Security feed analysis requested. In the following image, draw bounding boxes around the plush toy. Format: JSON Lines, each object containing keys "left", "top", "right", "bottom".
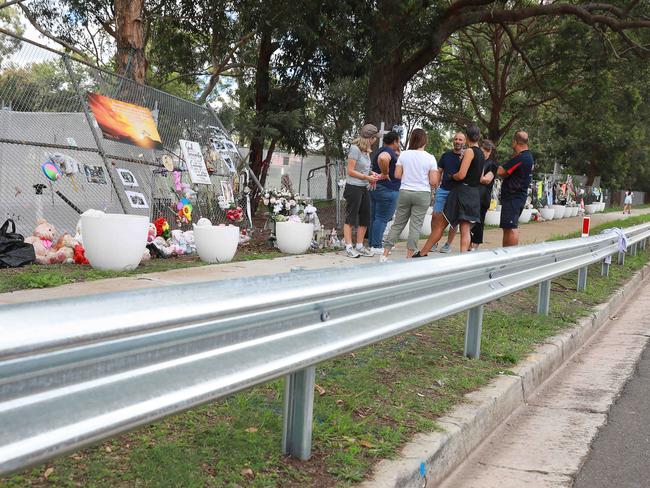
{"left": 239, "top": 228, "right": 251, "bottom": 246}
{"left": 24, "top": 218, "right": 67, "bottom": 264}
{"left": 73, "top": 244, "right": 89, "bottom": 265}
{"left": 183, "top": 230, "right": 196, "bottom": 253}
{"left": 151, "top": 236, "right": 174, "bottom": 257}
{"left": 147, "top": 223, "right": 157, "bottom": 244}
{"left": 53, "top": 233, "right": 78, "bottom": 264}
{"left": 170, "top": 229, "right": 191, "bottom": 255}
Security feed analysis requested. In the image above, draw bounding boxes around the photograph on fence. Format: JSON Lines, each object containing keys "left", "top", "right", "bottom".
{"left": 87, "top": 93, "right": 163, "bottom": 150}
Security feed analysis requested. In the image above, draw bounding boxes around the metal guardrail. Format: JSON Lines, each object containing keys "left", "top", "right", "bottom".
{"left": 1, "top": 224, "right": 650, "bottom": 475}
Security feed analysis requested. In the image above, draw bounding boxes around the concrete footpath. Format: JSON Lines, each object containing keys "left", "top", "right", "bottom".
{"left": 0, "top": 209, "right": 647, "bottom": 306}
{"left": 439, "top": 267, "right": 650, "bottom": 487}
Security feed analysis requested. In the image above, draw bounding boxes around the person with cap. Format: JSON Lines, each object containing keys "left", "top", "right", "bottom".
{"left": 497, "top": 130, "right": 534, "bottom": 247}
{"left": 343, "top": 123, "right": 380, "bottom": 258}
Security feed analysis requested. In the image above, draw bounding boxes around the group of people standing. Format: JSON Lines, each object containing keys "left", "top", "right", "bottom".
{"left": 342, "top": 123, "right": 534, "bottom": 260}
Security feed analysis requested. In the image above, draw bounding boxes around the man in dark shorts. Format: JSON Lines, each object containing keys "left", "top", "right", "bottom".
{"left": 497, "top": 130, "right": 534, "bottom": 247}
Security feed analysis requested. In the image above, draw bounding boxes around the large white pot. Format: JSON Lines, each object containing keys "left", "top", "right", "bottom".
{"left": 276, "top": 221, "right": 313, "bottom": 254}
{"left": 540, "top": 208, "right": 555, "bottom": 220}
{"left": 598, "top": 202, "right": 606, "bottom": 212}
{"left": 484, "top": 210, "right": 501, "bottom": 226}
{"left": 551, "top": 205, "right": 566, "bottom": 219}
{"left": 399, "top": 208, "right": 433, "bottom": 240}
{"left": 194, "top": 224, "right": 239, "bottom": 263}
{"left": 571, "top": 207, "right": 580, "bottom": 217}
{"left": 518, "top": 208, "right": 532, "bottom": 224}
{"left": 82, "top": 213, "right": 149, "bottom": 271}
{"left": 585, "top": 204, "right": 598, "bottom": 215}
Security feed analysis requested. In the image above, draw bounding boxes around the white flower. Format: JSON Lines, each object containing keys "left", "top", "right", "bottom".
{"left": 263, "top": 198, "right": 269, "bottom": 205}
{"left": 289, "top": 199, "right": 296, "bottom": 207}
{"left": 273, "top": 203, "right": 283, "bottom": 214}
{"left": 270, "top": 197, "right": 276, "bottom": 204}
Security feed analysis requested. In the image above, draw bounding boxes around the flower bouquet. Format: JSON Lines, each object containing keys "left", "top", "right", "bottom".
{"left": 225, "top": 204, "right": 244, "bottom": 223}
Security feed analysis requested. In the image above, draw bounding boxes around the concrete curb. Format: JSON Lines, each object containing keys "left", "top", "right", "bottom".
{"left": 361, "top": 262, "right": 650, "bottom": 488}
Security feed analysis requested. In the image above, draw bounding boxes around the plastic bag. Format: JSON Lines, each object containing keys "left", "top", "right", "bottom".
{"left": 0, "top": 219, "right": 36, "bottom": 268}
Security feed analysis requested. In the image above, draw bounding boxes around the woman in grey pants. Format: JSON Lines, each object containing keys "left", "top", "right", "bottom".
{"left": 381, "top": 129, "right": 439, "bottom": 261}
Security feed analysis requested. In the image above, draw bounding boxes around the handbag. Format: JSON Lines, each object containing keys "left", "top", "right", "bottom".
{"left": 0, "top": 219, "right": 36, "bottom": 268}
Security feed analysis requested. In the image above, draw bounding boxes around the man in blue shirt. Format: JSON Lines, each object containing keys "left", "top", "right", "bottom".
{"left": 498, "top": 130, "right": 534, "bottom": 247}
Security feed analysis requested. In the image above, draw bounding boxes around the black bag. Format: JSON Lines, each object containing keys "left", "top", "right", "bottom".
{"left": 0, "top": 219, "right": 36, "bottom": 268}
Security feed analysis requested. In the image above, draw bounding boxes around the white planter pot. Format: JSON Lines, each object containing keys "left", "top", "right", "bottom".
{"left": 194, "top": 224, "right": 239, "bottom": 263}
{"left": 551, "top": 205, "right": 566, "bottom": 219}
{"left": 82, "top": 213, "right": 149, "bottom": 271}
{"left": 484, "top": 210, "right": 501, "bottom": 226}
{"left": 399, "top": 208, "right": 433, "bottom": 240}
{"left": 585, "top": 204, "right": 598, "bottom": 215}
{"left": 540, "top": 208, "right": 555, "bottom": 220}
{"left": 598, "top": 202, "right": 606, "bottom": 212}
{"left": 276, "top": 221, "right": 313, "bottom": 254}
{"left": 571, "top": 207, "right": 580, "bottom": 217}
{"left": 518, "top": 208, "right": 532, "bottom": 224}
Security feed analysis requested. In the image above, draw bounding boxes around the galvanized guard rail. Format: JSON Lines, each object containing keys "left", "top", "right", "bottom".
{"left": 1, "top": 224, "right": 650, "bottom": 474}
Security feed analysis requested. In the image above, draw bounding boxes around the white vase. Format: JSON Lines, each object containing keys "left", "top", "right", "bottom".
{"left": 571, "top": 207, "right": 580, "bottom": 217}
{"left": 551, "top": 205, "right": 566, "bottom": 219}
{"left": 276, "top": 221, "right": 313, "bottom": 254}
{"left": 193, "top": 224, "right": 239, "bottom": 263}
{"left": 540, "top": 208, "right": 555, "bottom": 220}
{"left": 585, "top": 204, "right": 598, "bottom": 215}
{"left": 399, "top": 208, "right": 433, "bottom": 240}
{"left": 598, "top": 202, "right": 606, "bottom": 212}
{"left": 82, "top": 213, "right": 149, "bottom": 271}
{"left": 484, "top": 210, "right": 501, "bottom": 226}
{"left": 518, "top": 208, "right": 532, "bottom": 223}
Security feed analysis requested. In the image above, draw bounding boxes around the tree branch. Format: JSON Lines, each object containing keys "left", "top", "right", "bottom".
{"left": 0, "top": 0, "right": 24, "bottom": 9}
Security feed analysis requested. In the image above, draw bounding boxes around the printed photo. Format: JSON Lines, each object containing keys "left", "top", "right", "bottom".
{"left": 220, "top": 181, "right": 234, "bottom": 204}
{"left": 84, "top": 164, "right": 107, "bottom": 184}
{"left": 125, "top": 190, "right": 149, "bottom": 209}
{"left": 117, "top": 168, "right": 139, "bottom": 187}
{"left": 221, "top": 154, "right": 237, "bottom": 173}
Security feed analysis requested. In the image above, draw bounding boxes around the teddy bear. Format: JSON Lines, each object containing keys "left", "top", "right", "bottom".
{"left": 53, "top": 233, "right": 78, "bottom": 264}
{"left": 24, "top": 218, "right": 67, "bottom": 265}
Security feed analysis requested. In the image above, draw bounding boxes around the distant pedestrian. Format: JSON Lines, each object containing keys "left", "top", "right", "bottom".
{"left": 470, "top": 139, "right": 498, "bottom": 250}
{"left": 624, "top": 190, "right": 633, "bottom": 214}
{"left": 497, "top": 130, "right": 534, "bottom": 247}
{"left": 368, "top": 131, "right": 401, "bottom": 253}
{"left": 424, "top": 132, "right": 465, "bottom": 254}
{"left": 343, "top": 124, "right": 380, "bottom": 258}
{"left": 381, "top": 128, "right": 438, "bottom": 261}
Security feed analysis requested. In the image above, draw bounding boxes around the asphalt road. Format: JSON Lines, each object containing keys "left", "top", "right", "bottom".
{"left": 574, "top": 341, "right": 650, "bottom": 488}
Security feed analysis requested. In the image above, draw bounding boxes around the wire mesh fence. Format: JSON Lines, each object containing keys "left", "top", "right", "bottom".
{"left": 0, "top": 32, "right": 244, "bottom": 237}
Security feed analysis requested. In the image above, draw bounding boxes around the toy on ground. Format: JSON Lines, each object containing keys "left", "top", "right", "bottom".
{"left": 24, "top": 218, "right": 67, "bottom": 264}
{"left": 73, "top": 243, "right": 89, "bottom": 265}
{"left": 53, "top": 233, "right": 78, "bottom": 264}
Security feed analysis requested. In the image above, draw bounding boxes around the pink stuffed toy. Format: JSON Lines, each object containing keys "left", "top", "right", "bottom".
{"left": 24, "top": 218, "right": 67, "bottom": 264}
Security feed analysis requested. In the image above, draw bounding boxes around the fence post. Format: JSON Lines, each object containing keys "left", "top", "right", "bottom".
{"left": 464, "top": 305, "right": 484, "bottom": 359}
{"left": 630, "top": 243, "right": 638, "bottom": 256}
{"left": 618, "top": 251, "right": 625, "bottom": 265}
{"left": 62, "top": 55, "right": 128, "bottom": 213}
{"left": 577, "top": 266, "right": 588, "bottom": 291}
{"left": 537, "top": 280, "right": 551, "bottom": 315}
{"left": 601, "top": 259, "right": 610, "bottom": 277}
{"left": 282, "top": 366, "right": 315, "bottom": 460}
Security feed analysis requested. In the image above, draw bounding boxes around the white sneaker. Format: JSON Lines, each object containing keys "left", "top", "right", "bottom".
{"left": 356, "top": 246, "right": 375, "bottom": 257}
{"left": 440, "top": 243, "right": 451, "bottom": 253}
{"left": 370, "top": 247, "right": 384, "bottom": 254}
{"left": 379, "top": 255, "right": 390, "bottom": 263}
{"left": 345, "top": 247, "right": 360, "bottom": 258}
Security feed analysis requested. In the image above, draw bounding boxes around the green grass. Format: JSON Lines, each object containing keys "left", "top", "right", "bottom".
{"left": 4, "top": 221, "right": 650, "bottom": 487}
{"left": 549, "top": 213, "right": 650, "bottom": 241}
{"left": 604, "top": 203, "right": 650, "bottom": 214}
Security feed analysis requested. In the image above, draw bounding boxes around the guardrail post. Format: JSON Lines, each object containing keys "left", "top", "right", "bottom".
{"left": 601, "top": 259, "right": 610, "bottom": 277}
{"left": 618, "top": 251, "right": 625, "bottom": 265}
{"left": 537, "top": 280, "right": 551, "bottom": 315}
{"left": 630, "top": 243, "right": 638, "bottom": 256}
{"left": 577, "top": 266, "right": 588, "bottom": 291}
{"left": 464, "top": 305, "right": 484, "bottom": 359}
{"left": 282, "top": 366, "right": 316, "bottom": 460}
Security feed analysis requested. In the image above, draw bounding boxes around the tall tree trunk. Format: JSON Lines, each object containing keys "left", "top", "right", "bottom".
{"left": 324, "top": 134, "right": 333, "bottom": 200}
{"left": 365, "top": 63, "right": 404, "bottom": 129}
{"left": 248, "top": 30, "right": 274, "bottom": 208}
{"left": 114, "top": 0, "right": 146, "bottom": 83}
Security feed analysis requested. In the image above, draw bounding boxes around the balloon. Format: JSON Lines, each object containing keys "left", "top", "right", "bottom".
{"left": 42, "top": 162, "right": 61, "bottom": 181}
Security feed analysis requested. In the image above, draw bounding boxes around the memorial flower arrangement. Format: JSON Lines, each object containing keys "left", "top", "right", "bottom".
{"left": 225, "top": 204, "right": 244, "bottom": 223}
{"left": 262, "top": 189, "right": 311, "bottom": 222}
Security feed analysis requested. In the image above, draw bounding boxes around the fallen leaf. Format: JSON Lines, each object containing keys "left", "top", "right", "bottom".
{"left": 359, "top": 439, "right": 376, "bottom": 448}
{"left": 336, "top": 399, "right": 344, "bottom": 405}
{"left": 105, "top": 446, "right": 112, "bottom": 453}
{"left": 70, "top": 454, "right": 83, "bottom": 460}
{"left": 315, "top": 384, "right": 326, "bottom": 396}
{"left": 240, "top": 468, "right": 254, "bottom": 478}
{"left": 244, "top": 427, "right": 258, "bottom": 433}
{"left": 43, "top": 467, "right": 54, "bottom": 479}
{"left": 416, "top": 392, "right": 425, "bottom": 397}
{"left": 413, "top": 332, "right": 425, "bottom": 337}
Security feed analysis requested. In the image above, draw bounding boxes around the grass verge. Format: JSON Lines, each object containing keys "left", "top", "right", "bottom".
{"left": 3, "top": 218, "right": 650, "bottom": 488}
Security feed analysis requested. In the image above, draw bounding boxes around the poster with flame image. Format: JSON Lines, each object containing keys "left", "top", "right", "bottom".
{"left": 87, "top": 93, "right": 163, "bottom": 150}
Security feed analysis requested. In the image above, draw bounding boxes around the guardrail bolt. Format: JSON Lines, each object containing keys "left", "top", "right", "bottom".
{"left": 320, "top": 311, "right": 330, "bottom": 322}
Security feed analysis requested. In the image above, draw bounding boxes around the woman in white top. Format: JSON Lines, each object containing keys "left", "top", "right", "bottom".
{"left": 624, "top": 190, "right": 633, "bottom": 214}
{"left": 381, "top": 128, "right": 439, "bottom": 261}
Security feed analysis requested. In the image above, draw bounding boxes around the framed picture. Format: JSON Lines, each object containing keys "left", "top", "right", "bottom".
{"left": 220, "top": 181, "right": 234, "bottom": 204}
{"left": 125, "top": 190, "right": 149, "bottom": 209}
{"left": 221, "top": 154, "right": 237, "bottom": 173}
{"left": 179, "top": 139, "right": 211, "bottom": 185}
{"left": 84, "top": 164, "right": 107, "bottom": 184}
{"left": 117, "top": 168, "right": 139, "bottom": 187}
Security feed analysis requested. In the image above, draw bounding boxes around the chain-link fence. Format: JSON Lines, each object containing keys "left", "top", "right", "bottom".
{"left": 0, "top": 32, "right": 245, "bottom": 237}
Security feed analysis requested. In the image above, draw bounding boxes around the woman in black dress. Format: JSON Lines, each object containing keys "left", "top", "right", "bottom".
{"left": 470, "top": 139, "right": 498, "bottom": 250}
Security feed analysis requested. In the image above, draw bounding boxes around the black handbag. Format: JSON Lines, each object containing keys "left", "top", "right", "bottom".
{"left": 0, "top": 219, "right": 36, "bottom": 268}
